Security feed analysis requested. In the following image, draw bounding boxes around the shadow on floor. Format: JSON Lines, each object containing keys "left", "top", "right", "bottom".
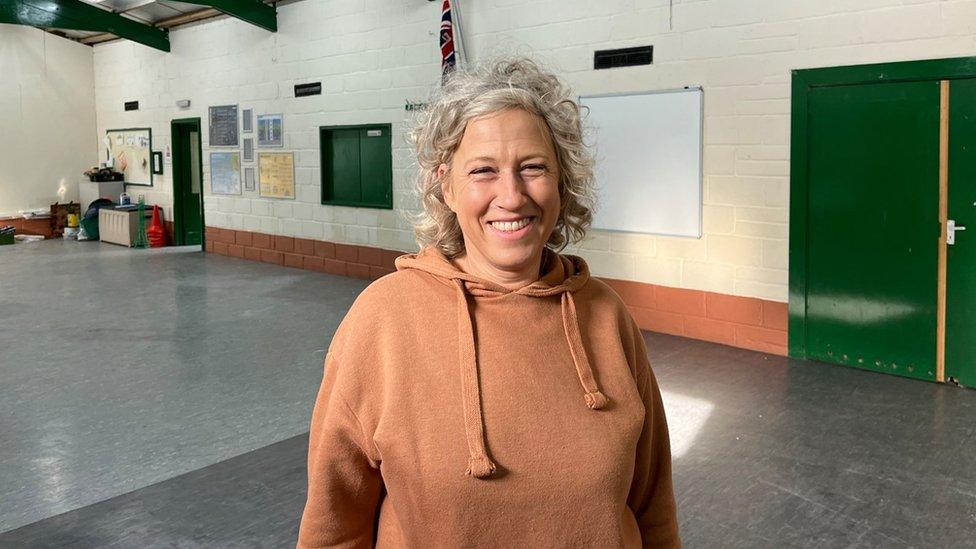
{"left": 0, "top": 435, "right": 309, "bottom": 548}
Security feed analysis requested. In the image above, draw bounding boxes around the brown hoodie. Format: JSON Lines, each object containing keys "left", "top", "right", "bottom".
{"left": 297, "top": 246, "right": 680, "bottom": 548}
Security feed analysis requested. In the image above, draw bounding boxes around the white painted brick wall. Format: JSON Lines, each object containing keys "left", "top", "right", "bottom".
{"left": 91, "top": 0, "right": 976, "bottom": 302}
{"left": 1, "top": 25, "right": 96, "bottom": 217}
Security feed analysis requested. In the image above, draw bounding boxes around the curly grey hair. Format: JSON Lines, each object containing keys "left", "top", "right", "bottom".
{"left": 407, "top": 56, "right": 596, "bottom": 258}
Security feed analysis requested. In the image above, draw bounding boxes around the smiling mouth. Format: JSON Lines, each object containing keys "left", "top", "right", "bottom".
{"left": 487, "top": 216, "right": 536, "bottom": 232}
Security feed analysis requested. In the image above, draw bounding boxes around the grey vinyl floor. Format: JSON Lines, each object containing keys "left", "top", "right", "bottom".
{"left": 1, "top": 240, "right": 974, "bottom": 548}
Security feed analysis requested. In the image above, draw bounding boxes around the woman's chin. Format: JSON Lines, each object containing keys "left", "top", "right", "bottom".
{"left": 485, "top": 246, "right": 542, "bottom": 270}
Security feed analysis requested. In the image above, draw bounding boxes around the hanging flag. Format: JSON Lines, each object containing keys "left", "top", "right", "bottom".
{"left": 440, "top": 0, "right": 456, "bottom": 83}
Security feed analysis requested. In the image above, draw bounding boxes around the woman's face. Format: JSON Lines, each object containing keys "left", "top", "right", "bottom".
{"left": 439, "top": 108, "right": 561, "bottom": 283}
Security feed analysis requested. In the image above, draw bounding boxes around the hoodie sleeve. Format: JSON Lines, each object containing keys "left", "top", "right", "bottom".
{"left": 297, "top": 331, "right": 384, "bottom": 549}
{"left": 626, "top": 319, "right": 681, "bottom": 548}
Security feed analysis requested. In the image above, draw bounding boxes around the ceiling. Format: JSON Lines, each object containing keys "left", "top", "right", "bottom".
{"left": 1, "top": 0, "right": 289, "bottom": 50}
{"left": 53, "top": 1, "right": 217, "bottom": 44}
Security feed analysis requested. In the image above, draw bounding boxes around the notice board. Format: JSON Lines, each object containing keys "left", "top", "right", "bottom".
{"left": 106, "top": 128, "right": 152, "bottom": 186}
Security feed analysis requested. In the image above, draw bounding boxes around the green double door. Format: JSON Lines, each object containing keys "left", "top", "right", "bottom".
{"left": 796, "top": 74, "right": 976, "bottom": 387}
{"left": 320, "top": 124, "right": 393, "bottom": 208}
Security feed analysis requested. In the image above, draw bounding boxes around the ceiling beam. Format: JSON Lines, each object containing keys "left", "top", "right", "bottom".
{"left": 188, "top": 1, "right": 276, "bottom": 32}
{"left": 80, "top": 7, "right": 224, "bottom": 46}
{"left": 0, "top": 0, "right": 170, "bottom": 51}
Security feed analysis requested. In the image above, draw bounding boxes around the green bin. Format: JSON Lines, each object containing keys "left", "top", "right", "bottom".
{"left": 80, "top": 216, "right": 99, "bottom": 240}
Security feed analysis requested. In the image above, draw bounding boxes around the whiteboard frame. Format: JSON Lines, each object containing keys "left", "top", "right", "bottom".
{"left": 579, "top": 86, "right": 704, "bottom": 239}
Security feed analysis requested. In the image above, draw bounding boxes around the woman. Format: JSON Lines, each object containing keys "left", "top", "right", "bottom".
{"left": 297, "top": 57, "right": 680, "bottom": 548}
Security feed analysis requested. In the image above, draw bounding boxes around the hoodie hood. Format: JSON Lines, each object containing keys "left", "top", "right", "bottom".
{"left": 395, "top": 246, "right": 608, "bottom": 480}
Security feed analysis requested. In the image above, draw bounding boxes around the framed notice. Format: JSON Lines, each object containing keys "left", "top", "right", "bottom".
{"left": 243, "top": 137, "right": 254, "bottom": 162}
{"left": 106, "top": 128, "right": 152, "bottom": 186}
{"left": 257, "top": 114, "right": 283, "bottom": 147}
{"left": 242, "top": 108, "right": 253, "bottom": 133}
{"left": 210, "top": 152, "right": 242, "bottom": 195}
{"left": 244, "top": 167, "right": 256, "bottom": 191}
{"left": 209, "top": 105, "right": 239, "bottom": 147}
{"left": 258, "top": 152, "right": 295, "bottom": 199}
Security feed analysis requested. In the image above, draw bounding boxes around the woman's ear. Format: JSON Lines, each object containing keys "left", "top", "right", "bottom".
{"left": 438, "top": 163, "right": 454, "bottom": 211}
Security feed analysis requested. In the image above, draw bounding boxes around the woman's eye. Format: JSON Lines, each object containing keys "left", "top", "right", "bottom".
{"left": 470, "top": 167, "right": 494, "bottom": 175}
{"left": 521, "top": 164, "right": 546, "bottom": 173}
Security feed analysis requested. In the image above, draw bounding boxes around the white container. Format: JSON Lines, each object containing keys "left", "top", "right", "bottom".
{"left": 98, "top": 208, "right": 151, "bottom": 247}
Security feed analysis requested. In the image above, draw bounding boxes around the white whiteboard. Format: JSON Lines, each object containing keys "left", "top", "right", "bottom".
{"left": 580, "top": 87, "right": 702, "bottom": 237}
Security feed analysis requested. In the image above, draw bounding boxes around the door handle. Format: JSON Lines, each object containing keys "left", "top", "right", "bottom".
{"left": 948, "top": 219, "right": 967, "bottom": 245}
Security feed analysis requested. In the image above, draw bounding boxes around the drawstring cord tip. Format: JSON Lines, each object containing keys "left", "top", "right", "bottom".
{"left": 584, "top": 390, "right": 608, "bottom": 410}
{"left": 465, "top": 455, "right": 497, "bottom": 478}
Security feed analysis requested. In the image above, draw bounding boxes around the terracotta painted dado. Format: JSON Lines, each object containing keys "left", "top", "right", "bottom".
{"left": 205, "top": 226, "right": 787, "bottom": 356}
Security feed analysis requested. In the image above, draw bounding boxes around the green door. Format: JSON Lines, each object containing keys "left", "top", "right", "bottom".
{"left": 803, "top": 81, "right": 941, "bottom": 381}
{"left": 323, "top": 128, "right": 361, "bottom": 204}
{"left": 359, "top": 126, "right": 392, "bottom": 206}
{"left": 947, "top": 78, "right": 976, "bottom": 386}
{"left": 172, "top": 118, "right": 204, "bottom": 246}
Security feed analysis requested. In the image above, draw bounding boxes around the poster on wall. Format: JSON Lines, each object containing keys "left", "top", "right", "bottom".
{"left": 106, "top": 128, "right": 152, "bottom": 186}
{"left": 257, "top": 114, "right": 283, "bottom": 147}
{"left": 209, "top": 105, "right": 239, "bottom": 147}
{"left": 210, "top": 152, "right": 242, "bottom": 195}
{"left": 258, "top": 152, "right": 295, "bottom": 199}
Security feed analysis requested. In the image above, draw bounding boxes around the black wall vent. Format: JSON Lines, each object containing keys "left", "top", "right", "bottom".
{"left": 295, "top": 82, "right": 322, "bottom": 97}
{"left": 124, "top": 100, "right": 139, "bottom": 111}
{"left": 594, "top": 46, "right": 653, "bottom": 70}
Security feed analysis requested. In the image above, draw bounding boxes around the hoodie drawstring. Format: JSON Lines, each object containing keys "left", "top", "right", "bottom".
{"left": 453, "top": 278, "right": 608, "bottom": 480}
{"left": 561, "top": 292, "right": 609, "bottom": 410}
{"left": 454, "top": 279, "right": 497, "bottom": 479}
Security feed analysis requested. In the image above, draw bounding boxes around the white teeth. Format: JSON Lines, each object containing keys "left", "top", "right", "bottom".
{"left": 490, "top": 217, "right": 532, "bottom": 232}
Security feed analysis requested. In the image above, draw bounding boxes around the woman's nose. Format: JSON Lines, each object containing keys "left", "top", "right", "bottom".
{"left": 494, "top": 169, "right": 528, "bottom": 210}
